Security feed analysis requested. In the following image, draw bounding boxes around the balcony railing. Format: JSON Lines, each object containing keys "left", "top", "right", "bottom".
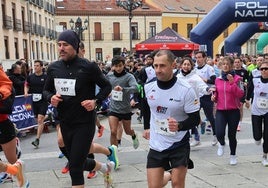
{"left": 93, "top": 33, "right": 104, "bottom": 41}
{"left": 15, "top": 19, "right": 22, "bottom": 31}
{"left": 23, "top": 21, "right": 31, "bottom": 33}
{"left": 132, "top": 33, "right": 141, "bottom": 40}
{"left": 112, "top": 33, "right": 122, "bottom": 40}
{"left": 3, "top": 15, "right": 13, "bottom": 29}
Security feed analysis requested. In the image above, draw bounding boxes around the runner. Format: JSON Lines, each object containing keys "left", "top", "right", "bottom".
{"left": 143, "top": 50, "right": 200, "bottom": 188}
{"left": 24, "top": 60, "right": 48, "bottom": 148}
{"left": 43, "top": 30, "right": 113, "bottom": 188}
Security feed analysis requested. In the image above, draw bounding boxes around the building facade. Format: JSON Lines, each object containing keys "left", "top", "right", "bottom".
{"left": 55, "top": 0, "right": 162, "bottom": 61}
{"left": 0, "top": 0, "right": 57, "bottom": 71}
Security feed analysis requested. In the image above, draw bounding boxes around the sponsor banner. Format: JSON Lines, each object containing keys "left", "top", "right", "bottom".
{"left": 9, "top": 95, "right": 37, "bottom": 131}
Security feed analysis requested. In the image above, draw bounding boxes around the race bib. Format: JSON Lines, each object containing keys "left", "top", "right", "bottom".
{"left": 256, "top": 97, "right": 268, "bottom": 109}
{"left": 155, "top": 119, "right": 175, "bottom": 136}
{"left": 54, "top": 78, "right": 76, "bottom": 96}
{"left": 111, "top": 90, "right": 123, "bottom": 101}
{"left": 32, "top": 93, "right": 42, "bottom": 102}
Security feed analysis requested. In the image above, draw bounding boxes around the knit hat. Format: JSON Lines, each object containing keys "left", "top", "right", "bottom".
{"left": 58, "top": 30, "right": 80, "bottom": 53}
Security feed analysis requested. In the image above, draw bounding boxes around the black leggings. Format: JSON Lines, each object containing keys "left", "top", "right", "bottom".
{"left": 61, "top": 123, "right": 96, "bottom": 186}
{"left": 215, "top": 109, "right": 240, "bottom": 155}
{"left": 200, "top": 95, "right": 216, "bottom": 135}
{"left": 252, "top": 114, "right": 268, "bottom": 154}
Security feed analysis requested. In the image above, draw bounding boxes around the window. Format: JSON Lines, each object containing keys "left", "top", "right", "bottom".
{"left": 14, "top": 38, "right": 19, "bottom": 59}
{"left": 1, "top": 1, "right": 6, "bottom": 25}
{"left": 131, "top": 22, "right": 138, "bottom": 40}
{"left": 172, "top": 23, "right": 178, "bottom": 32}
{"left": 149, "top": 22, "right": 156, "bottom": 38}
{"left": 12, "top": 3, "right": 16, "bottom": 29}
{"left": 32, "top": 41, "right": 35, "bottom": 59}
{"left": 59, "top": 22, "right": 67, "bottom": 30}
{"left": 94, "top": 22, "right": 102, "bottom": 40}
{"left": 23, "top": 39, "right": 28, "bottom": 60}
{"left": 187, "top": 23, "right": 193, "bottom": 38}
{"left": 4, "top": 36, "right": 9, "bottom": 59}
{"left": 96, "top": 48, "right": 103, "bottom": 61}
{"left": 46, "top": 43, "right": 49, "bottom": 60}
{"left": 113, "top": 22, "right": 121, "bottom": 40}
{"left": 41, "top": 42, "right": 44, "bottom": 59}
{"left": 21, "top": 7, "right": 25, "bottom": 31}
{"left": 36, "top": 41, "right": 39, "bottom": 59}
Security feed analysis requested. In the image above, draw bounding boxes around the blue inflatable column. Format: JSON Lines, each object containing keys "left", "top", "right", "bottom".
{"left": 225, "top": 22, "right": 261, "bottom": 55}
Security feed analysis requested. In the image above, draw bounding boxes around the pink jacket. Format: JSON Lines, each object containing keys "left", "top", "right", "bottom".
{"left": 214, "top": 75, "right": 244, "bottom": 110}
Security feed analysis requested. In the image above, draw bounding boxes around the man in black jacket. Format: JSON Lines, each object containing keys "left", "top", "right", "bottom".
{"left": 43, "top": 30, "right": 112, "bottom": 188}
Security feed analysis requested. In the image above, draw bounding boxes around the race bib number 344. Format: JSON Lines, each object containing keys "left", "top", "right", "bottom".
{"left": 54, "top": 78, "right": 76, "bottom": 96}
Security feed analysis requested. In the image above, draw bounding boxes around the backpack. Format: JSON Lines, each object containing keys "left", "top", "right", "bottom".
{"left": 0, "top": 87, "right": 15, "bottom": 114}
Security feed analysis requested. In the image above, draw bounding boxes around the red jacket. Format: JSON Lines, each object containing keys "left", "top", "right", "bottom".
{"left": 214, "top": 75, "right": 244, "bottom": 110}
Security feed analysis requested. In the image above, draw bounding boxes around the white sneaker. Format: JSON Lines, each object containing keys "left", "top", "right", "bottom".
{"left": 211, "top": 135, "right": 218, "bottom": 146}
{"left": 262, "top": 157, "right": 268, "bottom": 167}
{"left": 230, "top": 155, "right": 237, "bottom": 165}
{"left": 217, "top": 145, "right": 224, "bottom": 156}
{"left": 190, "top": 139, "right": 200, "bottom": 147}
{"left": 255, "top": 140, "right": 261, "bottom": 145}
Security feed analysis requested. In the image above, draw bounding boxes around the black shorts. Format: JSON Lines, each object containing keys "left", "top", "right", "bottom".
{"left": 108, "top": 111, "right": 132, "bottom": 121}
{"left": 0, "top": 119, "right": 16, "bottom": 144}
{"left": 32, "top": 100, "right": 48, "bottom": 116}
{"left": 147, "top": 143, "right": 190, "bottom": 170}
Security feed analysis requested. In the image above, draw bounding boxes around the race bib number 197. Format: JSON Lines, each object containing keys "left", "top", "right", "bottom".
{"left": 54, "top": 78, "right": 76, "bottom": 96}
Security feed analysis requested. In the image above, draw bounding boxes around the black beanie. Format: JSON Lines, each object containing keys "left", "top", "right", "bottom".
{"left": 58, "top": 30, "right": 80, "bottom": 53}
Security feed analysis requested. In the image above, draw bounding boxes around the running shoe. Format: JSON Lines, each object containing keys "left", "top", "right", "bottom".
{"left": 190, "top": 139, "right": 200, "bottom": 147}
{"left": 31, "top": 139, "right": 39, "bottom": 148}
{"left": 107, "top": 145, "right": 119, "bottom": 170}
{"left": 200, "top": 121, "right": 206, "bottom": 134}
{"left": 16, "top": 137, "right": 22, "bottom": 159}
{"left": 61, "top": 162, "right": 69, "bottom": 174}
{"left": 211, "top": 135, "right": 218, "bottom": 146}
{"left": 87, "top": 171, "right": 97, "bottom": 179}
{"left": 262, "top": 156, "right": 268, "bottom": 167}
{"left": 103, "top": 161, "right": 115, "bottom": 188}
{"left": 132, "top": 134, "right": 139, "bottom": 149}
{"left": 0, "top": 172, "right": 13, "bottom": 184}
{"left": 14, "top": 159, "right": 29, "bottom": 188}
{"left": 230, "top": 155, "right": 237, "bottom": 165}
{"left": 58, "top": 152, "right": 64, "bottom": 158}
{"left": 98, "top": 125, "right": 104, "bottom": 138}
{"left": 217, "top": 145, "right": 225, "bottom": 156}
{"left": 255, "top": 140, "right": 261, "bottom": 145}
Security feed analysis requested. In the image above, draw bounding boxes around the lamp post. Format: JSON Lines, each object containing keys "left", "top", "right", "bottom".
{"left": 116, "top": 0, "right": 142, "bottom": 55}
{"left": 69, "top": 17, "right": 88, "bottom": 40}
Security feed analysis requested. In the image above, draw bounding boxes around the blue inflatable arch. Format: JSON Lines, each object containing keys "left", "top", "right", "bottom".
{"left": 224, "top": 22, "right": 263, "bottom": 55}
{"left": 190, "top": 0, "right": 268, "bottom": 57}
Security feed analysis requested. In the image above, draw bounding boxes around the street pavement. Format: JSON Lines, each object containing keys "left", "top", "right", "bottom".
{"left": 1, "top": 107, "right": 268, "bottom": 188}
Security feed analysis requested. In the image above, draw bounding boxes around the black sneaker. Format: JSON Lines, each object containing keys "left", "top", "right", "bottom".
{"left": 31, "top": 139, "right": 39, "bottom": 148}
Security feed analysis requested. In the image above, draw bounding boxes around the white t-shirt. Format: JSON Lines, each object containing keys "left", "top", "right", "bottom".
{"left": 251, "top": 77, "right": 268, "bottom": 115}
{"left": 145, "top": 78, "right": 200, "bottom": 152}
{"left": 195, "top": 64, "right": 215, "bottom": 88}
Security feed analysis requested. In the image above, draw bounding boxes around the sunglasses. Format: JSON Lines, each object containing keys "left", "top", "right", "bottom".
{"left": 260, "top": 67, "right": 268, "bottom": 71}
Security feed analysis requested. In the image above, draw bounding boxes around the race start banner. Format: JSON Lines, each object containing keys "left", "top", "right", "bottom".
{"left": 9, "top": 95, "right": 37, "bottom": 131}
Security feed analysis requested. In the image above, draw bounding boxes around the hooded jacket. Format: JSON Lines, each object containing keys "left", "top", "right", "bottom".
{"left": 214, "top": 74, "right": 244, "bottom": 110}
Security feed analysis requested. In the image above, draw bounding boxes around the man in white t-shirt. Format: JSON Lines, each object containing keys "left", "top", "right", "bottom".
{"left": 195, "top": 51, "right": 217, "bottom": 145}
{"left": 143, "top": 50, "right": 200, "bottom": 188}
